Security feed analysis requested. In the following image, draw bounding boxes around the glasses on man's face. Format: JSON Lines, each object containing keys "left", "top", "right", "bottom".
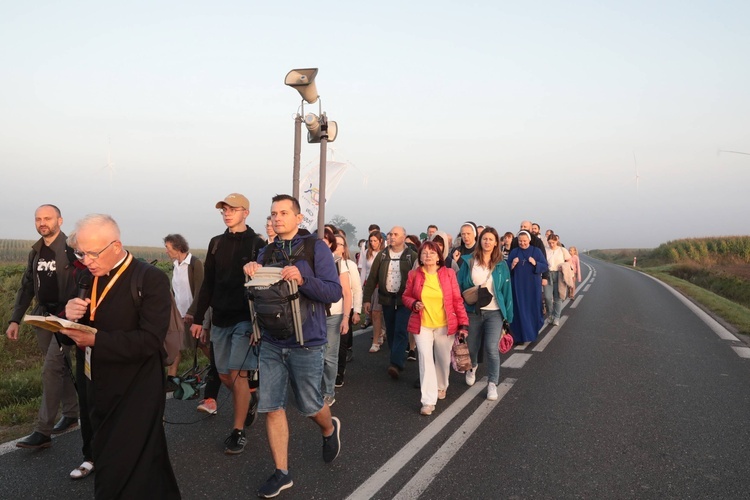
{"left": 74, "top": 240, "right": 117, "bottom": 261}
{"left": 219, "top": 206, "right": 245, "bottom": 215}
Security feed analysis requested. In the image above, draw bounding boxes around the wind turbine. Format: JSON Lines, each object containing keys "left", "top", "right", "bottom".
{"left": 718, "top": 148, "right": 750, "bottom": 157}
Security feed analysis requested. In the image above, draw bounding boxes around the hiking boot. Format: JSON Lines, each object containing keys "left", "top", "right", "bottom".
{"left": 197, "top": 398, "right": 218, "bottom": 415}
{"left": 224, "top": 429, "right": 247, "bottom": 455}
{"left": 257, "top": 469, "right": 293, "bottom": 498}
{"left": 322, "top": 417, "right": 341, "bottom": 463}
{"left": 245, "top": 391, "right": 258, "bottom": 428}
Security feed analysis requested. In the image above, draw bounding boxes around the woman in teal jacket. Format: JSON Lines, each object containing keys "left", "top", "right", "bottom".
{"left": 457, "top": 227, "right": 513, "bottom": 401}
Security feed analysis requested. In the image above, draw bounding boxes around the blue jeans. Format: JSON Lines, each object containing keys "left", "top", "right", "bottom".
{"left": 467, "top": 309, "right": 502, "bottom": 385}
{"left": 382, "top": 303, "right": 410, "bottom": 370}
{"left": 258, "top": 341, "right": 325, "bottom": 416}
{"left": 322, "top": 314, "right": 343, "bottom": 398}
{"left": 543, "top": 270, "right": 562, "bottom": 320}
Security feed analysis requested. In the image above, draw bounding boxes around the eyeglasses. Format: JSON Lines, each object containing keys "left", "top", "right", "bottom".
{"left": 74, "top": 240, "right": 117, "bottom": 261}
{"left": 219, "top": 206, "right": 246, "bottom": 215}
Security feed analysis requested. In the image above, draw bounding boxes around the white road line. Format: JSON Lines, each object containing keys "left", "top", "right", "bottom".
{"left": 501, "top": 353, "right": 533, "bottom": 368}
{"left": 345, "top": 377, "right": 489, "bottom": 500}
{"left": 642, "top": 273, "right": 739, "bottom": 342}
{"left": 392, "top": 378, "right": 517, "bottom": 500}
{"left": 583, "top": 284, "right": 591, "bottom": 292}
{"left": 533, "top": 316, "right": 567, "bottom": 352}
{"left": 589, "top": 278, "right": 595, "bottom": 282}
{"left": 732, "top": 346, "right": 750, "bottom": 358}
{"left": 570, "top": 295, "right": 583, "bottom": 309}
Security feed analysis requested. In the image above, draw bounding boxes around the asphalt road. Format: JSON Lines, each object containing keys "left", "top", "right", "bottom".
{"left": 2, "top": 256, "right": 750, "bottom": 499}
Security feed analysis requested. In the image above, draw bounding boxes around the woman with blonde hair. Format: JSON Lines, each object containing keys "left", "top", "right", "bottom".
{"left": 334, "top": 233, "right": 362, "bottom": 388}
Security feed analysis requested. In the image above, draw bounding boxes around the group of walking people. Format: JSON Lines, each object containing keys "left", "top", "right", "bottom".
{"left": 354, "top": 220, "right": 581, "bottom": 416}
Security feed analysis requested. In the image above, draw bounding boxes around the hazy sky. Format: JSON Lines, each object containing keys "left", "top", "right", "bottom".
{"left": 2, "top": 1, "right": 748, "bottom": 251}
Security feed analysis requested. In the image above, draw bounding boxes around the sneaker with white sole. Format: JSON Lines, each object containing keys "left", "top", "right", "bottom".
{"left": 322, "top": 417, "right": 341, "bottom": 463}
{"left": 324, "top": 395, "right": 336, "bottom": 407}
{"left": 465, "top": 367, "right": 477, "bottom": 386}
{"left": 487, "top": 382, "right": 498, "bottom": 401}
{"left": 224, "top": 428, "right": 247, "bottom": 455}
{"left": 257, "top": 469, "right": 293, "bottom": 498}
{"left": 553, "top": 318, "right": 560, "bottom": 326}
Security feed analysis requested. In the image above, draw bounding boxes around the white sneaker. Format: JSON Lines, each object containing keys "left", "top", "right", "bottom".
{"left": 465, "top": 367, "right": 477, "bottom": 386}
{"left": 487, "top": 382, "right": 498, "bottom": 401}
{"left": 553, "top": 318, "right": 560, "bottom": 326}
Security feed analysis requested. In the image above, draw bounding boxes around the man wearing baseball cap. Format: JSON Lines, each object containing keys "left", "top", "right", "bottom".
{"left": 190, "top": 193, "right": 266, "bottom": 454}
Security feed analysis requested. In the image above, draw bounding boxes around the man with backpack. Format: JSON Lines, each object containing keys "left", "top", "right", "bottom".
{"left": 362, "top": 226, "right": 418, "bottom": 380}
{"left": 243, "top": 194, "right": 342, "bottom": 498}
{"left": 190, "top": 193, "right": 266, "bottom": 455}
{"left": 7, "top": 204, "right": 79, "bottom": 449}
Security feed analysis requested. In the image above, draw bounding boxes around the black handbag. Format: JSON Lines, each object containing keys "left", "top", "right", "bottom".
{"left": 476, "top": 286, "right": 493, "bottom": 308}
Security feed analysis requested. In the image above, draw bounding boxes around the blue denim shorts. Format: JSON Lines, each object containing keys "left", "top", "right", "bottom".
{"left": 258, "top": 341, "right": 325, "bottom": 416}
{"left": 211, "top": 321, "right": 258, "bottom": 374}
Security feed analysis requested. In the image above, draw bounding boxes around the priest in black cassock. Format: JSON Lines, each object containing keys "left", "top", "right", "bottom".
{"left": 62, "top": 214, "right": 180, "bottom": 500}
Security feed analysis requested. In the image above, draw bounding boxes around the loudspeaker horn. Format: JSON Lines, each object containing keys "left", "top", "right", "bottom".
{"left": 285, "top": 68, "right": 319, "bottom": 104}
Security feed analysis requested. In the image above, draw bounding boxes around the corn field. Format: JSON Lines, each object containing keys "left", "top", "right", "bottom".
{"left": 651, "top": 236, "right": 750, "bottom": 265}
{"left": 0, "top": 239, "right": 206, "bottom": 265}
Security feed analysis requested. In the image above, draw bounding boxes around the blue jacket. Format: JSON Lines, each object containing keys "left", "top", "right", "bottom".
{"left": 457, "top": 255, "right": 514, "bottom": 323}
{"left": 257, "top": 232, "right": 342, "bottom": 347}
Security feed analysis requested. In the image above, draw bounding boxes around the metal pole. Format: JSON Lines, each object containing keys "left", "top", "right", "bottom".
{"left": 317, "top": 116, "right": 328, "bottom": 239}
{"left": 292, "top": 114, "right": 302, "bottom": 200}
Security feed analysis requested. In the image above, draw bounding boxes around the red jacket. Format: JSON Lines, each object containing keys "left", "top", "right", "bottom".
{"left": 402, "top": 266, "right": 469, "bottom": 335}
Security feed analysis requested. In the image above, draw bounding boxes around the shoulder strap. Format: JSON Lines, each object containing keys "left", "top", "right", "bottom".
{"left": 211, "top": 237, "right": 221, "bottom": 255}
{"left": 301, "top": 237, "right": 317, "bottom": 274}
{"left": 130, "top": 260, "right": 148, "bottom": 309}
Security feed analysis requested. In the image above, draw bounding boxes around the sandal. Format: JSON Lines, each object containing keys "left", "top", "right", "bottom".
{"left": 70, "top": 461, "right": 94, "bottom": 480}
{"left": 369, "top": 343, "right": 380, "bottom": 353}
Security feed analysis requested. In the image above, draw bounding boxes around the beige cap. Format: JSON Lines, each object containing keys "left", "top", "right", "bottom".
{"left": 215, "top": 193, "right": 249, "bottom": 210}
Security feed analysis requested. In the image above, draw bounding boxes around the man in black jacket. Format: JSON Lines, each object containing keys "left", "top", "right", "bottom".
{"left": 7, "top": 204, "right": 79, "bottom": 449}
{"left": 191, "top": 193, "right": 266, "bottom": 455}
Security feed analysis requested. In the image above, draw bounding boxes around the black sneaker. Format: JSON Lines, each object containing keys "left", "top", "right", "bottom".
{"left": 224, "top": 429, "right": 247, "bottom": 455}
{"left": 257, "top": 469, "right": 293, "bottom": 498}
{"left": 322, "top": 416, "right": 341, "bottom": 463}
{"left": 407, "top": 349, "right": 417, "bottom": 361}
{"left": 335, "top": 374, "right": 344, "bottom": 388}
{"left": 245, "top": 391, "right": 258, "bottom": 428}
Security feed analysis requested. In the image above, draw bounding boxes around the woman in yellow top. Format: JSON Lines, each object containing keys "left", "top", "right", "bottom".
{"left": 402, "top": 242, "right": 469, "bottom": 416}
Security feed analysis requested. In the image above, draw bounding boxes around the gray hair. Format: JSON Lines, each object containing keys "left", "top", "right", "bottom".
{"left": 67, "top": 214, "right": 120, "bottom": 247}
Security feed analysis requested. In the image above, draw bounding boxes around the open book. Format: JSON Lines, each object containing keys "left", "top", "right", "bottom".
{"left": 23, "top": 315, "right": 97, "bottom": 335}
